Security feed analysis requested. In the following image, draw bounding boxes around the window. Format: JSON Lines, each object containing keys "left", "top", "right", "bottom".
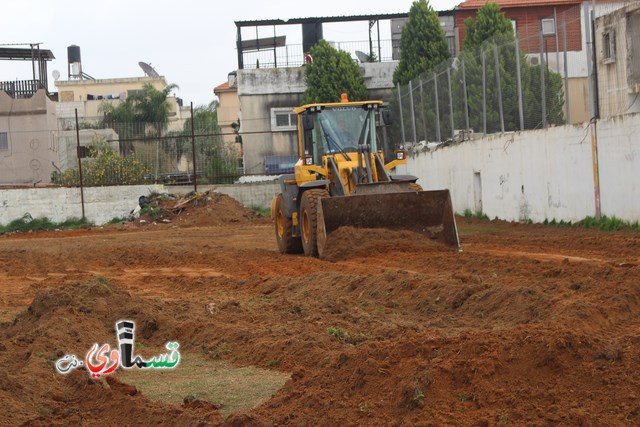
{"left": 602, "top": 30, "right": 616, "bottom": 63}
{"left": 0, "top": 132, "right": 8, "bottom": 151}
{"left": 271, "top": 108, "right": 297, "bottom": 131}
{"left": 541, "top": 18, "right": 556, "bottom": 36}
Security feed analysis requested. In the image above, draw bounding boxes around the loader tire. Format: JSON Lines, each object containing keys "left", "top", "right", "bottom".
{"left": 275, "top": 194, "right": 302, "bottom": 254}
{"left": 299, "top": 189, "right": 329, "bottom": 257}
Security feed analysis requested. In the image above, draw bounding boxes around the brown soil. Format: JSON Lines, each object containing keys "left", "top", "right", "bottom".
{"left": 0, "top": 197, "right": 639, "bottom": 426}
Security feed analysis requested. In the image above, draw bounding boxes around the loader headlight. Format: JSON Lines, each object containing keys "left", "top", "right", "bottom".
{"left": 304, "top": 156, "right": 313, "bottom": 166}
{"left": 395, "top": 150, "right": 406, "bottom": 160}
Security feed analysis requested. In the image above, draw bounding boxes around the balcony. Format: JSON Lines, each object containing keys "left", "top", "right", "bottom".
{"left": 0, "top": 80, "right": 46, "bottom": 99}
{"left": 239, "top": 40, "right": 395, "bottom": 69}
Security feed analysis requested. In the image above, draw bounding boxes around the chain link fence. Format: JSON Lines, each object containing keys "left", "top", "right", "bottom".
{"left": 390, "top": 1, "right": 637, "bottom": 148}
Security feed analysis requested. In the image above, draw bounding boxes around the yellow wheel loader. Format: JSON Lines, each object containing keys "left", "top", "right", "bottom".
{"left": 272, "top": 95, "right": 459, "bottom": 258}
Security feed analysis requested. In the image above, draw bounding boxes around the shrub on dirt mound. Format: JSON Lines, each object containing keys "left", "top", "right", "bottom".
{"left": 131, "top": 190, "right": 267, "bottom": 227}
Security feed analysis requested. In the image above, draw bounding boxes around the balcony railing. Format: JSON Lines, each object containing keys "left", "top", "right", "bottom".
{"left": 240, "top": 40, "right": 395, "bottom": 69}
{"left": 0, "top": 80, "right": 46, "bottom": 99}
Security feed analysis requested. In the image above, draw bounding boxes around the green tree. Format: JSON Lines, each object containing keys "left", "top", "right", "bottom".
{"left": 178, "top": 100, "right": 240, "bottom": 183}
{"left": 302, "top": 39, "right": 369, "bottom": 104}
{"left": 52, "top": 136, "right": 150, "bottom": 186}
{"left": 463, "top": 2, "right": 514, "bottom": 50}
{"left": 393, "top": 0, "right": 450, "bottom": 86}
{"left": 99, "top": 83, "right": 179, "bottom": 155}
{"left": 457, "top": 2, "right": 564, "bottom": 132}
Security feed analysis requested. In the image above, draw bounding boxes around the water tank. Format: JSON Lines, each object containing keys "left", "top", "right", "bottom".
{"left": 67, "top": 45, "right": 81, "bottom": 63}
{"left": 302, "top": 22, "right": 323, "bottom": 54}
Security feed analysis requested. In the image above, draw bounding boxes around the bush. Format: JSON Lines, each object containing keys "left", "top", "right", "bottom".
{"left": 52, "top": 136, "right": 151, "bottom": 187}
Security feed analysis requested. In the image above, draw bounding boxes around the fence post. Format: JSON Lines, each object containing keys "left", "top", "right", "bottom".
{"left": 419, "top": 77, "right": 428, "bottom": 142}
{"left": 190, "top": 102, "right": 197, "bottom": 193}
{"left": 447, "top": 65, "right": 455, "bottom": 140}
{"left": 539, "top": 32, "right": 547, "bottom": 129}
{"left": 493, "top": 44, "right": 505, "bottom": 133}
{"left": 482, "top": 50, "right": 487, "bottom": 135}
{"left": 397, "top": 83, "right": 406, "bottom": 145}
{"left": 409, "top": 80, "right": 418, "bottom": 144}
{"left": 462, "top": 59, "right": 470, "bottom": 134}
{"left": 515, "top": 38, "right": 525, "bottom": 131}
{"left": 563, "top": 20, "right": 571, "bottom": 124}
{"left": 74, "top": 108, "right": 85, "bottom": 220}
{"left": 433, "top": 72, "right": 441, "bottom": 143}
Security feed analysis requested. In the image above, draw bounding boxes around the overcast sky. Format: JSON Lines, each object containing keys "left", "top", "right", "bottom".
{"left": 2, "top": 0, "right": 460, "bottom": 107}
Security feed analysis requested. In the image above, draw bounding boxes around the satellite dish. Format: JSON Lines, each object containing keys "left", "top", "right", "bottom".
{"left": 355, "top": 51, "right": 369, "bottom": 63}
{"left": 52, "top": 70, "right": 60, "bottom": 81}
{"left": 138, "top": 61, "right": 160, "bottom": 78}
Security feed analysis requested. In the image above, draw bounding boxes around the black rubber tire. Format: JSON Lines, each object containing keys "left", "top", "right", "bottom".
{"left": 274, "top": 194, "right": 302, "bottom": 254}
{"left": 299, "top": 189, "right": 329, "bottom": 257}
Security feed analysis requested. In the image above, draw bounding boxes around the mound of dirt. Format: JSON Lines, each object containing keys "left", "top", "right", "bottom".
{"left": 0, "top": 280, "right": 225, "bottom": 426}
{"left": 126, "top": 190, "right": 267, "bottom": 228}
{"left": 320, "top": 226, "right": 454, "bottom": 262}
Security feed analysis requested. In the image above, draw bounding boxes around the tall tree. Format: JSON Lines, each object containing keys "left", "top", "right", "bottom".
{"left": 393, "top": 0, "right": 450, "bottom": 86}
{"left": 99, "top": 83, "right": 179, "bottom": 154}
{"left": 460, "top": 2, "right": 564, "bottom": 131}
{"left": 178, "top": 100, "right": 239, "bottom": 183}
{"left": 302, "top": 39, "right": 368, "bottom": 104}
{"left": 463, "top": 2, "right": 514, "bottom": 50}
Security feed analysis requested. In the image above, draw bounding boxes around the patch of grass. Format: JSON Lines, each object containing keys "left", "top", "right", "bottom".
{"left": 250, "top": 206, "right": 271, "bottom": 218}
{"left": 140, "top": 206, "right": 161, "bottom": 220}
{"left": 497, "top": 414, "right": 510, "bottom": 425}
{"left": 543, "top": 218, "right": 573, "bottom": 227}
{"left": 580, "top": 215, "right": 633, "bottom": 232}
{"left": 117, "top": 351, "right": 289, "bottom": 418}
{"left": 208, "top": 342, "right": 233, "bottom": 359}
{"left": 463, "top": 209, "right": 489, "bottom": 220}
{"left": 328, "top": 326, "right": 348, "bottom": 341}
{"left": 266, "top": 358, "right": 279, "bottom": 368}
{"left": 327, "top": 326, "right": 367, "bottom": 345}
{"left": 0, "top": 213, "right": 94, "bottom": 234}
{"left": 106, "top": 216, "right": 125, "bottom": 224}
{"left": 412, "top": 388, "right": 425, "bottom": 406}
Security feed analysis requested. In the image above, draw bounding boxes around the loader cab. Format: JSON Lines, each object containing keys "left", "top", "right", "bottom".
{"left": 297, "top": 101, "right": 383, "bottom": 167}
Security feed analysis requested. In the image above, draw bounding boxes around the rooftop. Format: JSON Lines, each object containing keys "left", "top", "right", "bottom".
{"left": 457, "top": 0, "right": 582, "bottom": 8}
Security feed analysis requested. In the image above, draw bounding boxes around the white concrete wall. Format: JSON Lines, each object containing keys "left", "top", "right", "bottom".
{"left": 403, "top": 113, "right": 640, "bottom": 223}
{"left": 0, "top": 181, "right": 281, "bottom": 227}
{"left": 0, "top": 185, "right": 164, "bottom": 226}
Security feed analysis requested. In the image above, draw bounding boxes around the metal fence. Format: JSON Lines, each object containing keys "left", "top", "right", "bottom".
{"left": 57, "top": 115, "right": 244, "bottom": 188}
{"left": 390, "top": 1, "right": 637, "bottom": 147}
{"left": 241, "top": 40, "right": 395, "bottom": 69}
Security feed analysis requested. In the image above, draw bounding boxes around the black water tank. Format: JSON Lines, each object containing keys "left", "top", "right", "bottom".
{"left": 67, "top": 45, "right": 81, "bottom": 63}
{"left": 302, "top": 21, "right": 323, "bottom": 53}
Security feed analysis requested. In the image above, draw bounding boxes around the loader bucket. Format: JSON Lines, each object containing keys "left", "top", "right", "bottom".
{"left": 316, "top": 190, "right": 459, "bottom": 259}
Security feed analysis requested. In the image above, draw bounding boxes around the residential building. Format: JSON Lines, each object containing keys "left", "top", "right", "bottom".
{"left": 455, "top": 0, "right": 629, "bottom": 124}
{"left": 213, "top": 72, "right": 242, "bottom": 166}
{"left": 0, "top": 90, "right": 58, "bottom": 185}
{"left": 55, "top": 75, "right": 189, "bottom": 133}
{"left": 595, "top": 2, "right": 640, "bottom": 117}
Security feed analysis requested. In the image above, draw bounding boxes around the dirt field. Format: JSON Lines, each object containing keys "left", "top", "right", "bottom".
{"left": 0, "top": 192, "right": 639, "bottom": 426}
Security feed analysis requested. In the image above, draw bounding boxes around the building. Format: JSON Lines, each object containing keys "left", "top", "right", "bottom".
{"left": 595, "top": 2, "right": 640, "bottom": 117}
{"left": 55, "top": 76, "right": 188, "bottom": 133}
{"left": 0, "top": 90, "right": 59, "bottom": 185}
{"left": 234, "top": 14, "right": 407, "bottom": 175}
{"left": 0, "top": 46, "right": 58, "bottom": 185}
{"left": 213, "top": 72, "right": 242, "bottom": 167}
{"left": 455, "top": 0, "right": 627, "bottom": 124}
{"left": 391, "top": 11, "right": 459, "bottom": 60}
